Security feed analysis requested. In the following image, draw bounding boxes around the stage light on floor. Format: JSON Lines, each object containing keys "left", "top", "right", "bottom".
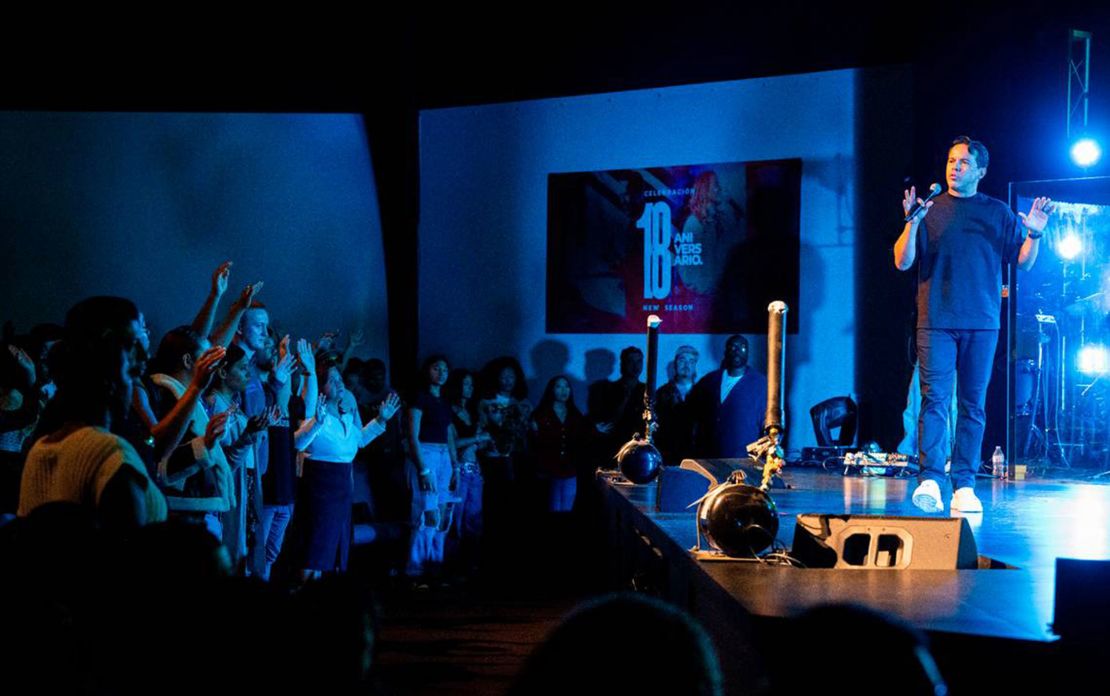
{"left": 1057, "top": 232, "right": 1083, "bottom": 260}
{"left": 1077, "top": 345, "right": 1109, "bottom": 375}
{"left": 697, "top": 482, "right": 779, "bottom": 558}
{"left": 1070, "top": 138, "right": 1102, "bottom": 168}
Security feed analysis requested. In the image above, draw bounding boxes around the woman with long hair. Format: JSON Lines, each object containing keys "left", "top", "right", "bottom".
{"left": 530, "top": 375, "right": 583, "bottom": 512}
{"left": 475, "top": 356, "right": 532, "bottom": 564}
{"left": 146, "top": 326, "right": 232, "bottom": 538}
{"left": 204, "top": 343, "right": 274, "bottom": 570}
{"left": 444, "top": 368, "right": 490, "bottom": 577}
{"left": 405, "top": 355, "right": 458, "bottom": 582}
{"left": 477, "top": 356, "right": 531, "bottom": 475}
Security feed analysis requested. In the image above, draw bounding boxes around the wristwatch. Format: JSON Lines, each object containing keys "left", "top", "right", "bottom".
{"left": 1027, "top": 230, "right": 1043, "bottom": 239}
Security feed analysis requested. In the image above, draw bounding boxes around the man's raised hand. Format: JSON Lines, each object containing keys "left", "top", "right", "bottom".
{"left": 903, "top": 186, "right": 933, "bottom": 224}
{"left": 1019, "top": 196, "right": 1056, "bottom": 234}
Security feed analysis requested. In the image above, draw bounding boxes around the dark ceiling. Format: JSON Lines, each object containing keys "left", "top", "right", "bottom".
{"left": 5, "top": 3, "right": 1107, "bottom": 115}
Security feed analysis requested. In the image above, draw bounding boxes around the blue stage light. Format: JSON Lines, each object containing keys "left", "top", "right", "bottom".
{"left": 1077, "top": 345, "right": 1109, "bottom": 376}
{"left": 1070, "top": 138, "right": 1102, "bottom": 168}
{"left": 1057, "top": 232, "right": 1083, "bottom": 260}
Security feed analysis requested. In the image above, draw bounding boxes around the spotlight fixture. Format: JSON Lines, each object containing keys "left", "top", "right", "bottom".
{"left": 1057, "top": 232, "right": 1083, "bottom": 261}
{"left": 1077, "top": 345, "right": 1109, "bottom": 376}
{"left": 1070, "top": 137, "right": 1102, "bottom": 168}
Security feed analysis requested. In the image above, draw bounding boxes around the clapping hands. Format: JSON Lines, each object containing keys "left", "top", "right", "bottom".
{"left": 294, "top": 338, "right": 316, "bottom": 376}
{"left": 273, "top": 335, "right": 294, "bottom": 384}
{"left": 247, "top": 404, "right": 282, "bottom": 434}
{"left": 205, "top": 410, "right": 230, "bottom": 449}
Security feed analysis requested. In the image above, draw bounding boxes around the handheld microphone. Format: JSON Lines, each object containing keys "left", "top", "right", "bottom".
{"left": 904, "top": 183, "right": 942, "bottom": 222}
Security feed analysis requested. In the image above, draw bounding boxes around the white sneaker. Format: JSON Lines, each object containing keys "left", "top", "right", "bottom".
{"left": 951, "top": 487, "right": 983, "bottom": 513}
{"left": 911, "top": 479, "right": 943, "bottom": 513}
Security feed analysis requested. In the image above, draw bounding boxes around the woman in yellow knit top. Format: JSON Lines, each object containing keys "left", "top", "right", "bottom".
{"left": 18, "top": 296, "right": 167, "bottom": 528}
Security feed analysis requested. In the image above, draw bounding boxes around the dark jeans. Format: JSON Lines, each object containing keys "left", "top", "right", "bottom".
{"left": 917, "top": 328, "right": 998, "bottom": 490}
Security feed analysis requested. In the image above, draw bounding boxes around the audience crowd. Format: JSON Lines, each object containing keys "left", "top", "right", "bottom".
{"left": 0, "top": 262, "right": 961, "bottom": 693}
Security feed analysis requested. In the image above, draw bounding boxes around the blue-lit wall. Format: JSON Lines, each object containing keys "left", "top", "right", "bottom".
{"left": 419, "top": 68, "right": 899, "bottom": 449}
{"left": 0, "top": 113, "right": 389, "bottom": 360}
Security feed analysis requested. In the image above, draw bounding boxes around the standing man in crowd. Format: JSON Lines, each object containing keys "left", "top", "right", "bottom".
{"left": 689, "top": 335, "right": 766, "bottom": 459}
{"left": 654, "top": 345, "right": 699, "bottom": 464}
{"left": 587, "top": 347, "right": 646, "bottom": 463}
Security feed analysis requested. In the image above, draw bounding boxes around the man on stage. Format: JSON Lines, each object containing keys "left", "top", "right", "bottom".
{"left": 894, "top": 136, "right": 1053, "bottom": 513}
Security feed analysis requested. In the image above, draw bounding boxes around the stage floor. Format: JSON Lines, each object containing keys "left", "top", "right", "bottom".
{"left": 607, "top": 468, "right": 1110, "bottom": 643}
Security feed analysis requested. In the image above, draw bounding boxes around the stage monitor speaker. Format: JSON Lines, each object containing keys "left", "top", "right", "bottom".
{"left": 792, "top": 514, "right": 978, "bottom": 570}
{"left": 1053, "top": 558, "right": 1110, "bottom": 641}
{"left": 656, "top": 466, "right": 712, "bottom": 512}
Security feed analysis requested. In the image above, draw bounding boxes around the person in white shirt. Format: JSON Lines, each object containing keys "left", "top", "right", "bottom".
{"left": 292, "top": 353, "right": 399, "bottom": 578}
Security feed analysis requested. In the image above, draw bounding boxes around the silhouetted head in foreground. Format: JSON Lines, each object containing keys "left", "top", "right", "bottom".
{"left": 772, "top": 604, "right": 947, "bottom": 696}
{"left": 508, "top": 593, "right": 723, "bottom": 696}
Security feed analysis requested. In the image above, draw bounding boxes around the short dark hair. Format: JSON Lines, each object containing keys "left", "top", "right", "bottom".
{"left": 343, "top": 357, "right": 365, "bottom": 377}
{"left": 314, "top": 350, "right": 343, "bottom": 380}
{"left": 620, "top": 346, "right": 643, "bottom": 362}
{"left": 237, "top": 302, "right": 268, "bottom": 330}
{"left": 725, "top": 334, "right": 748, "bottom": 350}
{"left": 42, "top": 296, "right": 141, "bottom": 428}
{"left": 222, "top": 344, "right": 248, "bottom": 372}
{"left": 951, "top": 136, "right": 989, "bottom": 170}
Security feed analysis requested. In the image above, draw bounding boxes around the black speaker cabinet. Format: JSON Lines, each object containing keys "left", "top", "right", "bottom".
{"left": 657, "top": 466, "right": 713, "bottom": 512}
{"left": 1054, "top": 558, "right": 1110, "bottom": 641}
{"left": 791, "top": 514, "right": 978, "bottom": 570}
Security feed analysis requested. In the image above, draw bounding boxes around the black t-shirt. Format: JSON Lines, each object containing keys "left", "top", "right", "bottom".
{"left": 262, "top": 395, "right": 301, "bottom": 506}
{"left": 413, "top": 391, "right": 452, "bottom": 444}
{"left": 916, "top": 192, "right": 1023, "bottom": 330}
{"left": 452, "top": 405, "right": 479, "bottom": 440}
